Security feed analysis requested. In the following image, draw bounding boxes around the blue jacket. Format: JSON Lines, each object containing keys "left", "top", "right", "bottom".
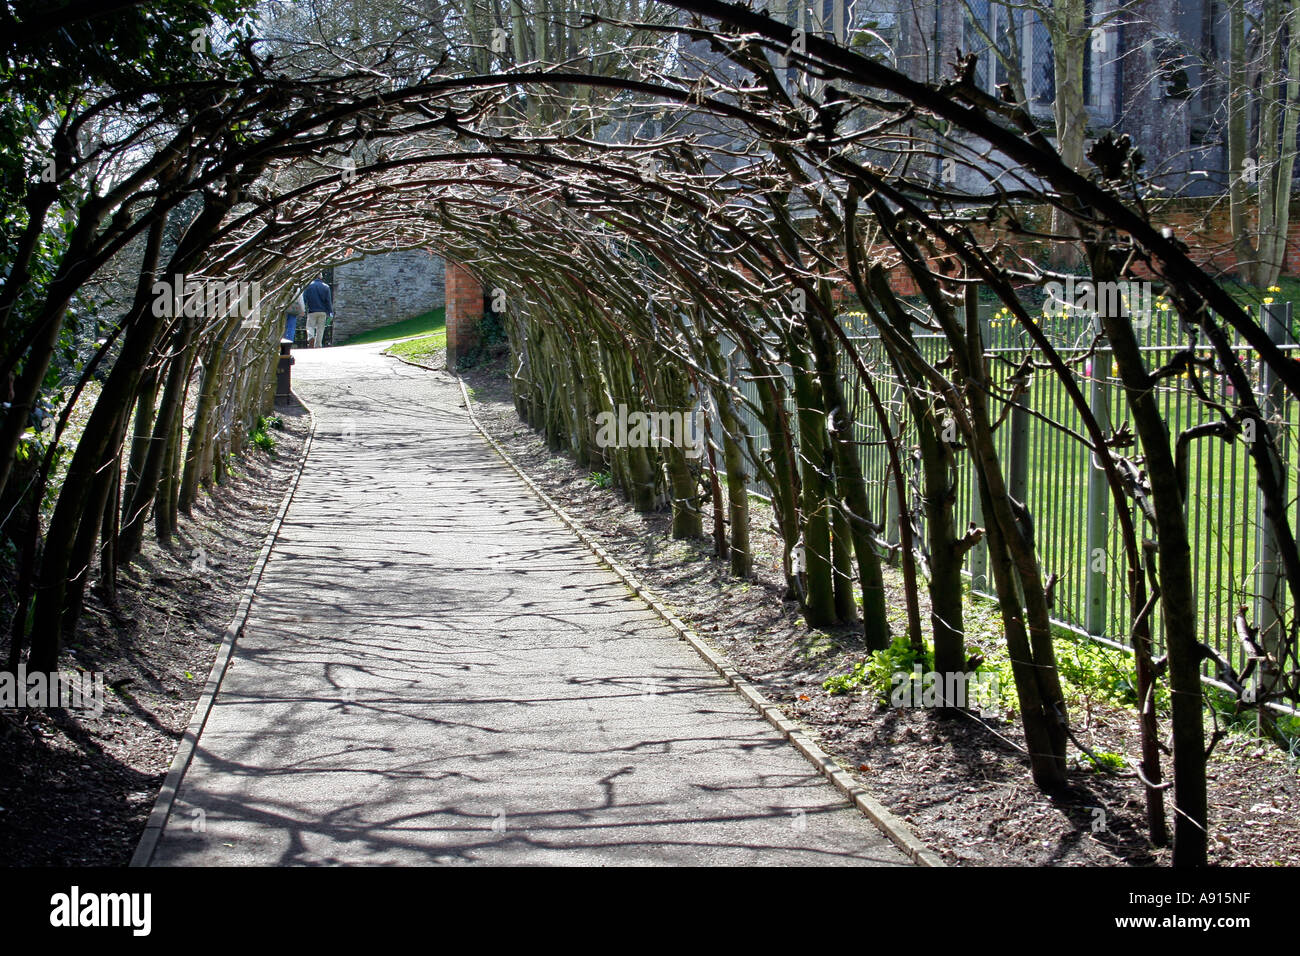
{"left": 304, "top": 279, "right": 333, "bottom": 314}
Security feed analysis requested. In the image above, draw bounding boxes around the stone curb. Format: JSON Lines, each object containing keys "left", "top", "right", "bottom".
{"left": 452, "top": 375, "right": 945, "bottom": 868}
{"left": 129, "top": 401, "right": 317, "bottom": 867}
{"left": 388, "top": 355, "right": 442, "bottom": 373}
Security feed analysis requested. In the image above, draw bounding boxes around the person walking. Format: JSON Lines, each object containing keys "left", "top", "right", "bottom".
{"left": 284, "top": 292, "right": 305, "bottom": 345}
{"left": 303, "top": 274, "right": 333, "bottom": 348}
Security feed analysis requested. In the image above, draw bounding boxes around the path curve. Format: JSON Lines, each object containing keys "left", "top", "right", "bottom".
{"left": 144, "top": 343, "right": 910, "bottom": 866}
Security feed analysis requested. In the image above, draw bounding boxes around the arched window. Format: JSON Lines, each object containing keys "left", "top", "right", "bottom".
{"left": 959, "top": 1, "right": 1118, "bottom": 124}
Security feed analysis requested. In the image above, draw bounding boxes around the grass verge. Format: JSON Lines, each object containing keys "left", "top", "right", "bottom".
{"left": 340, "top": 306, "right": 445, "bottom": 346}
{"left": 385, "top": 328, "right": 447, "bottom": 364}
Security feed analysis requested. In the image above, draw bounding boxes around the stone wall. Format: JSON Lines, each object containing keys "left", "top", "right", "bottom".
{"left": 330, "top": 250, "right": 445, "bottom": 341}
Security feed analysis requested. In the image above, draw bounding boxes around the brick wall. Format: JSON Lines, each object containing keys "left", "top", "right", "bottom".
{"left": 867, "top": 198, "right": 1300, "bottom": 298}
{"left": 445, "top": 261, "right": 483, "bottom": 365}
{"left": 331, "top": 250, "right": 445, "bottom": 341}
{"left": 1147, "top": 200, "right": 1300, "bottom": 277}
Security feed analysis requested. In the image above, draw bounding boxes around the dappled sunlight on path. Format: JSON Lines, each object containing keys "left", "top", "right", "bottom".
{"left": 146, "top": 343, "right": 909, "bottom": 866}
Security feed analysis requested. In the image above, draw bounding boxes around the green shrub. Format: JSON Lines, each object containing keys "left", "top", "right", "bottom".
{"left": 1055, "top": 637, "right": 1167, "bottom": 712}
{"left": 823, "top": 661, "right": 867, "bottom": 696}
{"left": 824, "top": 635, "right": 933, "bottom": 703}
{"left": 250, "top": 416, "right": 277, "bottom": 453}
{"left": 1082, "top": 750, "right": 1126, "bottom": 772}
{"left": 864, "top": 635, "right": 933, "bottom": 704}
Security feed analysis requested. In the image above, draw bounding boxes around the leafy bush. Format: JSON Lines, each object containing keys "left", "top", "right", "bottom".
{"left": 1082, "top": 750, "right": 1126, "bottom": 772}
{"left": 824, "top": 635, "right": 933, "bottom": 703}
{"left": 863, "top": 635, "right": 933, "bottom": 704}
{"left": 1055, "top": 637, "right": 1166, "bottom": 712}
{"left": 250, "top": 416, "right": 277, "bottom": 453}
{"left": 823, "top": 661, "right": 867, "bottom": 696}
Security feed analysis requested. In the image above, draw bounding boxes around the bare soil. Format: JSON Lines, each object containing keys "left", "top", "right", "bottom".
{"left": 460, "top": 356, "right": 1300, "bottom": 868}
{"left": 0, "top": 405, "right": 309, "bottom": 866}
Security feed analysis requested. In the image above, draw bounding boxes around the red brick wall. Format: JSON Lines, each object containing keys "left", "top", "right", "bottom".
{"left": 864, "top": 198, "right": 1300, "bottom": 298}
{"left": 445, "top": 261, "right": 483, "bottom": 365}
{"left": 1145, "top": 199, "right": 1300, "bottom": 278}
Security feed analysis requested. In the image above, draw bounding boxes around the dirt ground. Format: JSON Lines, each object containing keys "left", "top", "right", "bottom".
{"left": 0, "top": 405, "right": 309, "bottom": 866}
{"left": 460, "top": 356, "right": 1300, "bottom": 868}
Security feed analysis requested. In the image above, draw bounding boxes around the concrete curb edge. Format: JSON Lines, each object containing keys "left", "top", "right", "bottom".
{"left": 452, "top": 374, "right": 944, "bottom": 868}
{"left": 129, "top": 400, "right": 317, "bottom": 867}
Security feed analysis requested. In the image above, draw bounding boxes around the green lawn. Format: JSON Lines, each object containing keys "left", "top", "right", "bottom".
{"left": 385, "top": 328, "right": 447, "bottom": 364}
{"left": 339, "top": 306, "right": 445, "bottom": 345}
{"left": 1221, "top": 276, "right": 1300, "bottom": 311}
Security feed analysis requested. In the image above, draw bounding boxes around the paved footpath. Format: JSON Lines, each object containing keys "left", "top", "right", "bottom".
{"left": 146, "top": 342, "right": 909, "bottom": 866}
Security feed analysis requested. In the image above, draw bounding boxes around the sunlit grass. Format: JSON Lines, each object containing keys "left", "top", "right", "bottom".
{"left": 340, "top": 306, "right": 445, "bottom": 345}
{"left": 385, "top": 327, "right": 447, "bottom": 364}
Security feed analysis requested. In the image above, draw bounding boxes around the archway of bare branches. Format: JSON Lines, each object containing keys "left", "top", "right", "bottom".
{"left": 6, "top": 0, "right": 1300, "bottom": 868}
